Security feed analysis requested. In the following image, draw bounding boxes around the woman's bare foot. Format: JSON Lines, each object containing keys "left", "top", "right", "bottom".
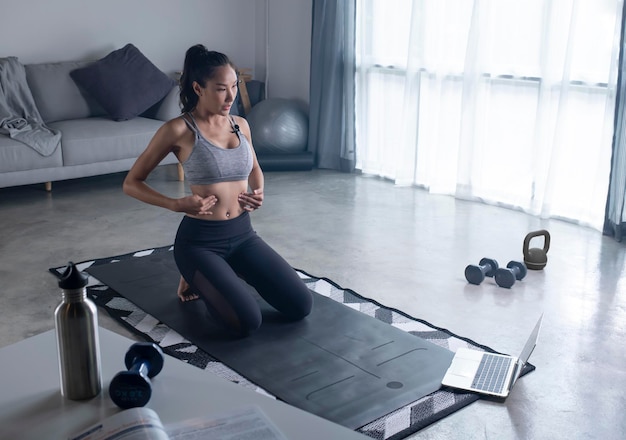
{"left": 177, "top": 276, "right": 199, "bottom": 302}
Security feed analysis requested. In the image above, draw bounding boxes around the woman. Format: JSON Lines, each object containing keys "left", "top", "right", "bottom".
{"left": 123, "top": 44, "right": 312, "bottom": 337}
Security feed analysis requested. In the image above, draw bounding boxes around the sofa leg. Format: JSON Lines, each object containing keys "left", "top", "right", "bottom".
{"left": 45, "top": 182, "right": 52, "bottom": 192}
{"left": 177, "top": 163, "right": 185, "bottom": 181}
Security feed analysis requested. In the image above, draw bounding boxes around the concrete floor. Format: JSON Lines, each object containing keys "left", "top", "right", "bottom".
{"left": 1, "top": 165, "right": 624, "bottom": 439}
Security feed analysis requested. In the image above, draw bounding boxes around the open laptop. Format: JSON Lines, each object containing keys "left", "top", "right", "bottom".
{"left": 441, "top": 314, "right": 542, "bottom": 398}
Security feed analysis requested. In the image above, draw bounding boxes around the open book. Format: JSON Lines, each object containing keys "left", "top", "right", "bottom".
{"left": 68, "top": 404, "right": 287, "bottom": 440}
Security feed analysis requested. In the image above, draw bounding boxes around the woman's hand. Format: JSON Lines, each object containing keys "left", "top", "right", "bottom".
{"left": 238, "top": 188, "right": 263, "bottom": 211}
{"left": 176, "top": 194, "right": 218, "bottom": 216}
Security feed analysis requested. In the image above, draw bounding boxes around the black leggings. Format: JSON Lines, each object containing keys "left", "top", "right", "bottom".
{"left": 174, "top": 213, "right": 312, "bottom": 336}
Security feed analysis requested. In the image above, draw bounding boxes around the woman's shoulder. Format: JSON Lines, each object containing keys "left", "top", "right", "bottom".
{"left": 161, "top": 114, "right": 192, "bottom": 135}
{"left": 230, "top": 114, "right": 248, "bottom": 128}
{"left": 148, "top": 115, "right": 193, "bottom": 149}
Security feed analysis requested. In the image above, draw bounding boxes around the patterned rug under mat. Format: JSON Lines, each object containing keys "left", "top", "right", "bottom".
{"left": 50, "top": 245, "right": 534, "bottom": 440}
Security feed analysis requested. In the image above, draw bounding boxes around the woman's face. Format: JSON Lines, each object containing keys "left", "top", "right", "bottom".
{"left": 194, "top": 65, "right": 238, "bottom": 115}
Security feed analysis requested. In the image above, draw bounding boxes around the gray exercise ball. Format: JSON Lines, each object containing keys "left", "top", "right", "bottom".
{"left": 246, "top": 98, "right": 309, "bottom": 154}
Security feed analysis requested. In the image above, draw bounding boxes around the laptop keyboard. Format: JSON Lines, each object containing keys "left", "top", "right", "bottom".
{"left": 471, "top": 353, "right": 512, "bottom": 394}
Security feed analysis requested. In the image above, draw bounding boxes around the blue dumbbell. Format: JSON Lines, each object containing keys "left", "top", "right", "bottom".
{"left": 465, "top": 258, "right": 499, "bottom": 285}
{"left": 109, "top": 342, "right": 164, "bottom": 409}
{"left": 495, "top": 261, "right": 527, "bottom": 288}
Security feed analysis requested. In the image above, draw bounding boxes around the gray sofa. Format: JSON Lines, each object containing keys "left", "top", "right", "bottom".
{"left": 0, "top": 59, "right": 180, "bottom": 191}
{"left": 1, "top": 42, "right": 313, "bottom": 192}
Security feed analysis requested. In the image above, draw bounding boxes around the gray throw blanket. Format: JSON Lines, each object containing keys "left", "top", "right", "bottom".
{"left": 0, "top": 57, "right": 61, "bottom": 156}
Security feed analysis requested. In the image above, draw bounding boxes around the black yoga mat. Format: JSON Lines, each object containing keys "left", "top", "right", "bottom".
{"left": 86, "top": 251, "right": 454, "bottom": 430}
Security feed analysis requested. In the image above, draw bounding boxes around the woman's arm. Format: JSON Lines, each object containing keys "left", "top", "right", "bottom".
{"left": 236, "top": 117, "right": 264, "bottom": 210}
{"left": 123, "top": 119, "right": 217, "bottom": 215}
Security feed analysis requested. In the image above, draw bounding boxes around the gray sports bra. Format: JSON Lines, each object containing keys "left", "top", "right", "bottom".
{"left": 181, "top": 113, "right": 253, "bottom": 185}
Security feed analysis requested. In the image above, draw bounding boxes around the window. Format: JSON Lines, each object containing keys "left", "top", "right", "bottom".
{"left": 355, "top": 0, "right": 623, "bottom": 229}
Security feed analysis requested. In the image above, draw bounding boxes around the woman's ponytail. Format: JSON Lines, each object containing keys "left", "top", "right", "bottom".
{"left": 179, "top": 44, "right": 236, "bottom": 113}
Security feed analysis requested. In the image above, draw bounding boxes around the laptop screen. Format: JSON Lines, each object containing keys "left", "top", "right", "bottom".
{"left": 518, "top": 314, "right": 543, "bottom": 364}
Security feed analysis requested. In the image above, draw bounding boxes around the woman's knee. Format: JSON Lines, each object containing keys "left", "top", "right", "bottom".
{"left": 204, "top": 300, "right": 262, "bottom": 337}
{"left": 229, "top": 315, "right": 262, "bottom": 337}
{"left": 234, "top": 307, "right": 263, "bottom": 335}
{"left": 284, "top": 286, "right": 313, "bottom": 320}
{"left": 188, "top": 273, "right": 261, "bottom": 337}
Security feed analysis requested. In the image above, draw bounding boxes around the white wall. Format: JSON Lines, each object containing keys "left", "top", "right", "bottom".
{"left": 264, "top": 0, "right": 312, "bottom": 103}
{"left": 0, "top": 0, "right": 311, "bottom": 103}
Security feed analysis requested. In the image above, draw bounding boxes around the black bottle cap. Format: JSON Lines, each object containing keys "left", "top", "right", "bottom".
{"left": 58, "top": 262, "right": 88, "bottom": 289}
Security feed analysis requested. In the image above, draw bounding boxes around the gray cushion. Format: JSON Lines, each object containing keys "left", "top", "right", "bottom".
{"left": 50, "top": 117, "right": 164, "bottom": 166}
{"left": 142, "top": 85, "right": 182, "bottom": 121}
{"left": 25, "top": 61, "right": 107, "bottom": 123}
{"left": 70, "top": 44, "right": 176, "bottom": 121}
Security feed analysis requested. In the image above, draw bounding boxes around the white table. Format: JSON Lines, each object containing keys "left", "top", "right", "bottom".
{"left": 0, "top": 328, "right": 368, "bottom": 439}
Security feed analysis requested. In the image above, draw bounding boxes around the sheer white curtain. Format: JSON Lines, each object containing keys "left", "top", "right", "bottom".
{"left": 355, "top": 0, "right": 623, "bottom": 230}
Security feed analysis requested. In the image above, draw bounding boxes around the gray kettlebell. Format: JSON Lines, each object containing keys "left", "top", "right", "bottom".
{"left": 523, "top": 230, "right": 550, "bottom": 270}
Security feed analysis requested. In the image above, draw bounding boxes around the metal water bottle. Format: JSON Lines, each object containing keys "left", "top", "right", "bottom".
{"left": 54, "top": 262, "right": 102, "bottom": 400}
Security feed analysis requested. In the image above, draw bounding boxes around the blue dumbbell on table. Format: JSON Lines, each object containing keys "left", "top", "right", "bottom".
{"left": 109, "top": 342, "right": 164, "bottom": 409}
